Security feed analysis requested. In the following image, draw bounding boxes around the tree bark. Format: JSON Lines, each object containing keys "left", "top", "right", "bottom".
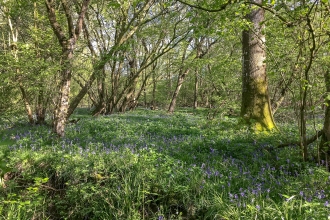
{"left": 35, "top": 88, "right": 48, "bottom": 124}
{"left": 240, "top": 0, "right": 276, "bottom": 131}
{"left": 168, "top": 38, "right": 200, "bottom": 113}
{"left": 19, "top": 83, "right": 34, "bottom": 124}
{"left": 319, "top": 70, "right": 330, "bottom": 169}
{"left": 168, "top": 68, "right": 190, "bottom": 113}
{"left": 67, "top": 70, "right": 96, "bottom": 118}
{"left": 46, "top": 0, "right": 90, "bottom": 137}
{"left": 193, "top": 69, "right": 198, "bottom": 109}
{"left": 151, "top": 71, "right": 157, "bottom": 109}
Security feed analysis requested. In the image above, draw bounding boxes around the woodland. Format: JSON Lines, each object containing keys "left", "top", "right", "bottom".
{"left": 0, "top": 0, "right": 330, "bottom": 219}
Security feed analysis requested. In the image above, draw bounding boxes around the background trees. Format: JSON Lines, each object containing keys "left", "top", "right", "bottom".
{"left": 0, "top": 0, "right": 60, "bottom": 124}
{"left": 1, "top": 0, "right": 330, "bottom": 162}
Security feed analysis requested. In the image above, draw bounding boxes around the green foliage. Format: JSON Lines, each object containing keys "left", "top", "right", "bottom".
{"left": 0, "top": 0, "right": 330, "bottom": 218}
{"left": 0, "top": 110, "right": 329, "bottom": 219}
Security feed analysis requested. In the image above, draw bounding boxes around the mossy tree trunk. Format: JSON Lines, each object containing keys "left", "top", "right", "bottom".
{"left": 240, "top": 0, "right": 276, "bottom": 131}
{"left": 319, "top": 70, "right": 330, "bottom": 169}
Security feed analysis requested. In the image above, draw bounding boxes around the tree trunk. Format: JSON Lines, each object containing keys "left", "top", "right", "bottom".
{"left": 240, "top": 0, "right": 276, "bottom": 131}
{"left": 35, "top": 88, "right": 47, "bottom": 124}
{"left": 53, "top": 49, "right": 72, "bottom": 136}
{"left": 168, "top": 36, "right": 213, "bottom": 113}
{"left": 67, "top": 70, "right": 96, "bottom": 118}
{"left": 319, "top": 70, "right": 330, "bottom": 169}
{"left": 19, "top": 83, "right": 34, "bottom": 124}
{"left": 168, "top": 68, "right": 190, "bottom": 113}
{"left": 151, "top": 71, "right": 157, "bottom": 109}
{"left": 137, "top": 69, "right": 151, "bottom": 107}
{"left": 193, "top": 69, "right": 198, "bottom": 109}
{"left": 46, "top": 0, "right": 91, "bottom": 137}
{"left": 167, "top": 55, "right": 172, "bottom": 100}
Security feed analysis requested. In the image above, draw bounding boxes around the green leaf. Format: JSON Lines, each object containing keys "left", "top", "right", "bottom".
{"left": 108, "top": 1, "right": 120, "bottom": 8}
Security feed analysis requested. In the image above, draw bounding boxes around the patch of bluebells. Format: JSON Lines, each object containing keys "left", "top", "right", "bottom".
{"left": 193, "top": 141, "right": 330, "bottom": 209}
{"left": 4, "top": 113, "right": 330, "bottom": 216}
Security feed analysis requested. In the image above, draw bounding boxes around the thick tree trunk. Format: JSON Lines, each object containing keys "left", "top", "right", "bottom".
{"left": 319, "top": 70, "right": 330, "bottom": 169}
{"left": 240, "top": 0, "right": 276, "bottom": 131}
{"left": 53, "top": 49, "right": 73, "bottom": 136}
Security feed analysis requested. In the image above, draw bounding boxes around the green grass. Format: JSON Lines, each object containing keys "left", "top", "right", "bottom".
{"left": 0, "top": 108, "right": 329, "bottom": 219}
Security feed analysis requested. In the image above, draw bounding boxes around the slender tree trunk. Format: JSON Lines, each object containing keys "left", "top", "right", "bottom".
{"left": 97, "top": 67, "right": 107, "bottom": 111}
{"left": 193, "top": 69, "right": 198, "bottom": 109}
{"left": 151, "top": 72, "right": 157, "bottom": 108}
{"left": 167, "top": 55, "right": 172, "bottom": 100}
{"left": 168, "top": 37, "right": 211, "bottom": 113}
{"left": 299, "top": 15, "right": 316, "bottom": 161}
{"left": 67, "top": 70, "right": 96, "bottom": 118}
{"left": 6, "top": 12, "right": 35, "bottom": 124}
{"left": 240, "top": 0, "right": 276, "bottom": 131}
{"left": 92, "top": 66, "right": 108, "bottom": 115}
{"left": 168, "top": 68, "right": 190, "bottom": 113}
{"left": 19, "top": 83, "right": 34, "bottom": 124}
{"left": 68, "top": 20, "right": 98, "bottom": 118}
{"left": 35, "top": 88, "right": 47, "bottom": 124}
{"left": 138, "top": 69, "right": 150, "bottom": 107}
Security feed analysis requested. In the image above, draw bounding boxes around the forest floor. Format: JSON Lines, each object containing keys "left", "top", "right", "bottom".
{"left": 0, "top": 108, "right": 329, "bottom": 219}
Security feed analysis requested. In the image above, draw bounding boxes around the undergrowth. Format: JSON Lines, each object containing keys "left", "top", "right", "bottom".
{"left": 0, "top": 108, "right": 329, "bottom": 219}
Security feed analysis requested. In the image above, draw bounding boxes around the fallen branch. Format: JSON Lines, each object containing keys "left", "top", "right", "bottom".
{"left": 41, "top": 184, "right": 66, "bottom": 192}
{"left": 277, "top": 130, "right": 324, "bottom": 148}
{"left": 68, "top": 118, "right": 81, "bottom": 124}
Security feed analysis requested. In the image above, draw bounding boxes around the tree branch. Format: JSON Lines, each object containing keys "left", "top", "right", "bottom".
{"left": 61, "top": 0, "right": 75, "bottom": 38}
{"left": 75, "top": 0, "right": 91, "bottom": 38}
{"left": 245, "top": 1, "right": 293, "bottom": 27}
{"left": 277, "top": 130, "right": 324, "bottom": 148}
{"left": 176, "top": 0, "right": 232, "bottom": 12}
{"left": 45, "top": 0, "right": 67, "bottom": 45}
{"left": 177, "top": 0, "right": 294, "bottom": 27}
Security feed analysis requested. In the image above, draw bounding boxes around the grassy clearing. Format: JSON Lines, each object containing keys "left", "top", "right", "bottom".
{"left": 0, "top": 108, "right": 329, "bottom": 219}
